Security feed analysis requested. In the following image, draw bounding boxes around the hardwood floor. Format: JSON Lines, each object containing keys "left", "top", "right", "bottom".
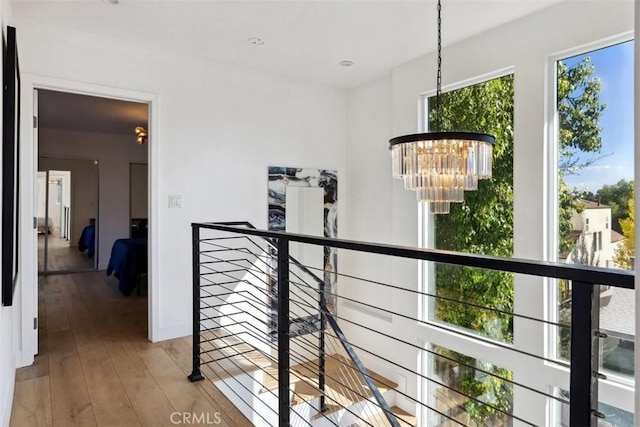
{"left": 38, "top": 233, "right": 94, "bottom": 272}
{"left": 10, "top": 272, "right": 251, "bottom": 427}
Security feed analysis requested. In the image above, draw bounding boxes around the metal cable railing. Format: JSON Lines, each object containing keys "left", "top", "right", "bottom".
{"left": 189, "top": 221, "right": 634, "bottom": 427}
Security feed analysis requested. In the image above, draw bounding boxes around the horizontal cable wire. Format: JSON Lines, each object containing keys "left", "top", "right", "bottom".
{"left": 201, "top": 327, "right": 384, "bottom": 427}
{"left": 199, "top": 236, "right": 552, "bottom": 423}
{"left": 195, "top": 231, "right": 614, "bottom": 426}
{"left": 203, "top": 259, "right": 568, "bottom": 409}
{"left": 199, "top": 266, "right": 400, "bottom": 426}
{"left": 303, "top": 264, "right": 570, "bottom": 330}
{"left": 199, "top": 354, "right": 314, "bottom": 427}
{"left": 286, "top": 294, "right": 570, "bottom": 405}
{"left": 210, "top": 320, "right": 424, "bottom": 427}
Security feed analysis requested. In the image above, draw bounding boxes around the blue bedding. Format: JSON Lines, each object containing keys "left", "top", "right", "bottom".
{"left": 78, "top": 225, "right": 96, "bottom": 258}
{"left": 106, "top": 238, "right": 147, "bottom": 296}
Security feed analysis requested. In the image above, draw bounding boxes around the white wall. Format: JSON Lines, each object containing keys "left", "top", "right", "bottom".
{"left": 39, "top": 129, "right": 147, "bottom": 269}
{"left": 345, "top": 0, "right": 634, "bottom": 422}
{"left": 14, "top": 15, "right": 346, "bottom": 354}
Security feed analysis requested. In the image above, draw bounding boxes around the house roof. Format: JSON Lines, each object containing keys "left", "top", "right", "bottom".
{"left": 600, "top": 287, "right": 635, "bottom": 337}
{"left": 611, "top": 230, "right": 625, "bottom": 243}
{"left": 577, "top": 199, "right": 610, "bottom": 210}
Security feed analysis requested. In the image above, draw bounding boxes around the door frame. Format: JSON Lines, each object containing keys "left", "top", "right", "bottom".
{"left": 19, "top": 74, "right": 160, "bottom": 366}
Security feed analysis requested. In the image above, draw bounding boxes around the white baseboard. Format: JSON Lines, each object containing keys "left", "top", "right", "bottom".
{"left": 1, "top": 367, "right": 15, "bottom": 427}
{"left": 153, "top": 323, "right": 191, "bottom": 342}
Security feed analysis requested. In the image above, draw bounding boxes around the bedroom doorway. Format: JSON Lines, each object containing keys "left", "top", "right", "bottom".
{"left": 36, "top": 89, "right": 149, "bottom": 281}
{"left": 19, "top": 75, "right": 157, "bottom": 367}
{"left": 37, "top": 161, "right": 99, "bottom": 273}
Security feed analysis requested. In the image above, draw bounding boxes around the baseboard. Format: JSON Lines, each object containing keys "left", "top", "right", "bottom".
{"left": 1, "top": 365, "right": 15, "bottom": 427}
{"left": 153, "top": 323, "right": 191, "bottom": 342}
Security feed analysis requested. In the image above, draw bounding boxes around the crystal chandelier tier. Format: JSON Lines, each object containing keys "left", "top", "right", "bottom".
{"left": 389, "top": 0, "right": 495, "bottom": 214}
{"left": 390, "top": 131, "right": 494, "bottom": 213}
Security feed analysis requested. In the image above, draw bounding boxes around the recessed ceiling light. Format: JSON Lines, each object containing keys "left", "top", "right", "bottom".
{"left": 103, "top": 0, "right": 119, "bottom": 4}
{"left": 248, "top": 37, "right": 265, "bottom": 46}
{"left": 339, "top": 60, "right": 354, "bottom": 67}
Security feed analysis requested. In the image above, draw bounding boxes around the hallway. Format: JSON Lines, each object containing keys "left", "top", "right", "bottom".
{"left": 10, "top": 272, "right": 250, "bottom": 426}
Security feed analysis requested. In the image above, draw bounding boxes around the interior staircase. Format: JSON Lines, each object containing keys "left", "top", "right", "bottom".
{"left": 197, "top": 328, "right": 417, "bottom": 427}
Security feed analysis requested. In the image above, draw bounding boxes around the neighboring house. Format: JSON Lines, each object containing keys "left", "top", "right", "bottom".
{"left": 561, "top": 199, "right": 625, "bottom": 269}
{"left": 560, "top": 199, "right": 635, "bottom": 377}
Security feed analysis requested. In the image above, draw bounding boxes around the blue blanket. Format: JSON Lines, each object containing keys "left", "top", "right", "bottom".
{"left": 106, "top": 238, "right": 148, "bottom": 296}
{"left": 78, "top": 225, "right": 95, "bottom": 258}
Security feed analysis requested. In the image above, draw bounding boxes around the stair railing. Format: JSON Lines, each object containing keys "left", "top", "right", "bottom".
{"left": 190, "top": 221, "right": 398, "bottom": 425}
{"left": 189, "top": 221, "right": 634, "bottom": 427}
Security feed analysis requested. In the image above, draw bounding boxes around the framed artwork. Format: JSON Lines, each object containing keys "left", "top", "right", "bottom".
{"left": 2, "top": 26, "right": 20, "bottom": 306}
{"left": 267, "top": 166, "right": 338, "bottom": 337}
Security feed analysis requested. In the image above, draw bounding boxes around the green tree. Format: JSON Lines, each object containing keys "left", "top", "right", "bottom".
{"left": 614, "top": 184, "right": 635, "bottom": 269}
{"left": 557, "top": 57, "right": 606, "bottom": 252}
{"left": 588, "top": 179, "right": 634, "bottom": 234}
{"left": 429, "top": 74, "right": 514, "bottom": 423}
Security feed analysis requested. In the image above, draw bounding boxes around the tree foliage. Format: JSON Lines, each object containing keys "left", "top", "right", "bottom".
{"left": 429, "top": 74, "right": 514, "bottom": 423}
{"left": 585, "top": 179, "right": 634, "bottom": 234}
{"left": 557, "top": 58, "right": 606, "bottom": 252}
{"left": 430, "top": 75, "right": 514, "bottom": 338}
{"left": 614, "top": 183, "right": 635, "bottom": 269}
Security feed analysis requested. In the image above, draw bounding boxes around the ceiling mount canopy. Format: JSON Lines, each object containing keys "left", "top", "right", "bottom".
{"left": 388, "top": 0, "right": 495, "bottom": 214}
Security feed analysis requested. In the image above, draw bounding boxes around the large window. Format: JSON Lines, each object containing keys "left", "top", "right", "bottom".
{"left": 421, "top": 74, "right": 515, "bottom": 426}
{"left": 425, "top": 74, "right": 515, "bottom": 343}
{"left": 554, "top": 41, "right": 635, "bottom": 379}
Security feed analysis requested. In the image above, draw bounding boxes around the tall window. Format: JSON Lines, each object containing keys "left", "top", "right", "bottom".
{"left": 426, "top": 74, "right": 515, "bottom": 342}
{"left": 423, "top": 74, "right": 515, "bottom": 425}
{"left": 555, "top": 41, "right": 635, "bottom": 380}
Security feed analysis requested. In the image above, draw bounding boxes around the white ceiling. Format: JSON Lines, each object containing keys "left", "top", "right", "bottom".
{"left": 38, "top": 90, "right": 148, "bottom": 135}
{"left": 12, "top": 0, "right": 565, "bottom": 89}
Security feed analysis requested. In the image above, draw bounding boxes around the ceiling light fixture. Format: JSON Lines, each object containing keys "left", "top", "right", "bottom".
{"left": 339, "top": 60, "right": 354, "bottom": 67}
{"left": 388, "top": 0, "right": 495, "bottom": 214}
{"left": 102, "top": 0, "right": 120, "bottom": 5}
{"left": 248, "top": 37, "right": 265, "bottom": 46}
{"left": 135, "top": 126, "right": 148, "bottom": 145}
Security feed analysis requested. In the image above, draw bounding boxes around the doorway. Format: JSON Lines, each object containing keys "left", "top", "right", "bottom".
{"left": 19, "top": 75, "right": 158, "bottom": 367}
{"left": 37, "top": 160, "right": 99, "bottom": 273}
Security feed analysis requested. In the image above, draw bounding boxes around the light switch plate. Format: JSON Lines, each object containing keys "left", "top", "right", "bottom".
{"left": 169, "top": 195, "right": 183, "bottom": 208}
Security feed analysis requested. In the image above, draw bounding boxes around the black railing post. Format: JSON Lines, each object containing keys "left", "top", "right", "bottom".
{"left": 569, "top": 281, "right": 599, "bottom": 426}
{"left": 319, "top": 278, "right": 327, "bottom": 412}
{"left": 188, "top": 224, "right": 205, "bottom": 382}
{"left": 277, "top": 237, "right": 291, "bottom": 427}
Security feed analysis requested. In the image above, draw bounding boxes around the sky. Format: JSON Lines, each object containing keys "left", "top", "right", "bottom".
{"left": 562, "top": 40, "right": 634, "bottom": 192}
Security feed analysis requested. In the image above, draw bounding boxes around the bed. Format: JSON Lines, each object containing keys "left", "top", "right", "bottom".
{"left": 78, "top": 225, "right": 96, "bottom": 257}
{"left": 106, "top": 237, "right": 148, "bottom": 296}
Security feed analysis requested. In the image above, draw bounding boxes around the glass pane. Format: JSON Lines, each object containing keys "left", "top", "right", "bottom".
{"left": 553, "top": 388, "right": 633, "bottom": 427}
{"left": 426, "top": 74, "right": 514, "bottom": 342}
{"left": 428, "top": 344, "right": 513, "bottom": 426}
{"left": 555, "top": 41, "right": 635, "bottom": 377}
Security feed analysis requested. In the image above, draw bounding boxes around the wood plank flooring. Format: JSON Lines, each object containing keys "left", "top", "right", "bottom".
{"left": 38, "top": 233, "right": 94, "bottom": 272}
{"left": 10, "top": 272, "right": 251, "bottom": 427}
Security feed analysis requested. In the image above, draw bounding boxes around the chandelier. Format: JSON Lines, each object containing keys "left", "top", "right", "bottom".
{"left": 389, "top": 0, "right": 495, "bottom": 214}
{"left": 135, "top": 126, "right": 148, "bottom": 145}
